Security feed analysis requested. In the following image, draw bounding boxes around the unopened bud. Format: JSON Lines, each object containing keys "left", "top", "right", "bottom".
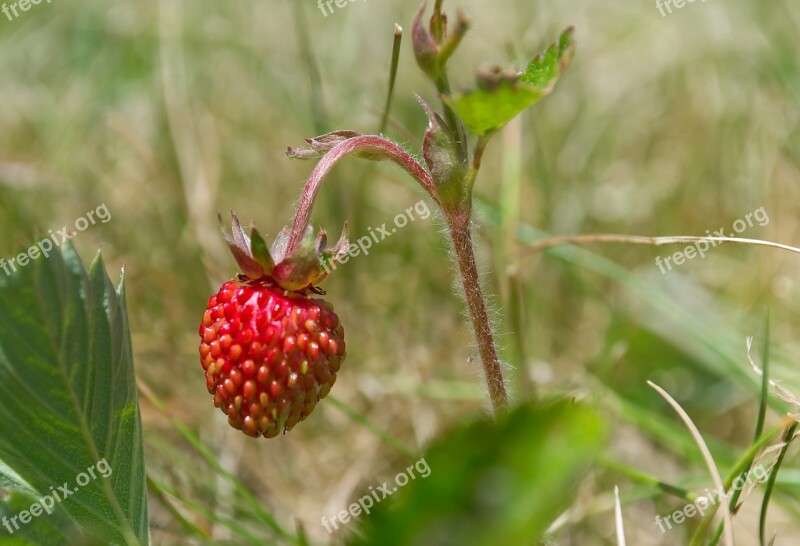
{"left": 412, "top": 3, "right": 441, "bottom": 79}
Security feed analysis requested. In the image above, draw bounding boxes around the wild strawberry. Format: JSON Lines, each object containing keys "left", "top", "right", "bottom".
{"left": 199, "top": 212, "right": 348, "bottom": 438}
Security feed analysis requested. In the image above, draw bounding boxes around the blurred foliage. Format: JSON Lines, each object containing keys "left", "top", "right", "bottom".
{"left": 350, "top": 399, "right": 607, "bottom": 546}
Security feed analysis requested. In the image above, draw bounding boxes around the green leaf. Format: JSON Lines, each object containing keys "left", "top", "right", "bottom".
{"left": 348, "top": 398, "right": 606, "bottom": 546}
{"left": 520, "top": 26, "right": 576, "bottom": 89}
{"left": 0, "top": 243, "right": 148, "bottom": 545}
{"left": 442, "top": 27, "right": 575, "bottom": 136}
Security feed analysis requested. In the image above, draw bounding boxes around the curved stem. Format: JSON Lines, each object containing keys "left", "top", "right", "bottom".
{"left": 287, "top": 132, "right": 508, "bottom": 414}
{"left": 287, "top": 135, "right": 438, "bottom": 253}
{"left": 446, "top": 212, "right": 508, "bottom": 414}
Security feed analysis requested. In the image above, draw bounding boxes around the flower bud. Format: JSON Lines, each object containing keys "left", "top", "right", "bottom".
{"left": 412, "top": 3, "right": 441, "bottom": 79}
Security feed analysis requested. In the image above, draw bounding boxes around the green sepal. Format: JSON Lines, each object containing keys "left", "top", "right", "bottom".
{"left": 250, "top": 226, "right": 276, "bottom": 272}
{"left": 418, "top": 95, "right": 469, "bottom": 208}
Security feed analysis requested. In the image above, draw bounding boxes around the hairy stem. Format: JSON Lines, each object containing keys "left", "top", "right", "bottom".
{"left": 286, "top": 135, "right": 438, "bottom": 254}
{"left": 446, "top": 211, "right": 508, "bottom": 414}
{"left": 287, "top": 131, "right": 508, "bottom": 414}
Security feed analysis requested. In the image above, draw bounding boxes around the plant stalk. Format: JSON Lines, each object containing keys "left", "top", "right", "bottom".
{"left": 286, "top": 135, "right": 439, "bottom": 254}
{"left": 287, "top": 133, "right": 508, "bottom": 414}
{"left": 446, "top": 211, "right": 508, "bottom": 414}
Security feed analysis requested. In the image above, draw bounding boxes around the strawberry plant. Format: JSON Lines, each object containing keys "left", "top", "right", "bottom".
{"left": 282, "top": 2, "right": 575, "bottom": 416}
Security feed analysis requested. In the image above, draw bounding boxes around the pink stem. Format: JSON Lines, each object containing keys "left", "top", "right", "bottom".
{"left": 446, "top": 211, "right": 508, "bottom": 413}
{"left": 287, "top": 135, "right": 438, "bottom": 254}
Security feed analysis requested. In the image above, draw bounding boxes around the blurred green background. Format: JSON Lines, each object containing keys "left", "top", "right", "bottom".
{"left": 1, "top": 0, "right": 799, "bottom": 544}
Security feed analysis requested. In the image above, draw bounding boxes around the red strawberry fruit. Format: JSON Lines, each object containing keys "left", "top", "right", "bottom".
{"left": 199, "top": 213, "right": 348, "bottom": 438}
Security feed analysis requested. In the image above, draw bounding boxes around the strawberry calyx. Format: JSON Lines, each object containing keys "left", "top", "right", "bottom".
{"left": 219, "top": 211, "right": 349, "bottom": 293}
